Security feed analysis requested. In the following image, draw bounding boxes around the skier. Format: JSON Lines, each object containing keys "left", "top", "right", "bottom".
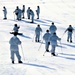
{"left": 13, "top": 24, "right": 20, "bottom": 33}
{"left": 9, "top": 32, "right": 23, "bottom": 64}
{"left": 43, "top": 30, "right": 51, "bottom": 52}
{"left": 65, "top": 25, "right": 74, "bottom": 43}
{"left": 14, "top": 6, "right": 22, "bottom": 20}
{"left": 27, "top": 7, "right": 30, "bottom": 19}
{"left": 3, "top": 6, "right": 7, "bottom": 20}
{"left": 36, "top": 6, "right": 40, "bottom": 19}
{"left": 49, "top": 22, "right": 57, "bottom": 35}
{"left": 29, "top": 9, "right": 35, "bottom": 23}
{"left": 22, "top": 5, "right": 25, "bottom": 19}
{"left": 50, "top": 32, "right": 61, "bottom": 56}
{"left": 35, "top": 24, "right": 42, "bottom": 42}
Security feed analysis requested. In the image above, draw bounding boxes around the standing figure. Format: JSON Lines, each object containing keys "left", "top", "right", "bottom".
{"left": 49, "top": 22, "right": 57, "bottom": 35}
{"left": 36, "top": 6, "right": 40, "bottom": 19}
{"left": 65, "top": 25, "right": 74, "bottom": 43}
{"left": 14, "top": 6, "right": 22, "bottom": 20}
{"left": 9, "top": 32, "right": 23, "bottom": 64}
{"left": 13, "top": 24, "right": 20, "bottom": 33}
{"left": 29, "top": 9, "right": 35, "bottom": 23}
{"left": 22, "top": 5, "right": 25, "bottom": 19}
{"left": 35, "top": 24, "right": 42, "bottom": 42}
{"left": 27, "top": 7, "right": 30, "bottom": 19}
{"left": 50, "top": 33, "right": 61, "bottom": 56}
{"left": 43, "top": 30, "right": 51, "bottom": 52}
{"left": 3, "top": 6, "right": 7, "bottom": 20}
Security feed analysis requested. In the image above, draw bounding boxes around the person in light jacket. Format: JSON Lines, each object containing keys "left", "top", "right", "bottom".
{"left": 35, "top": 24, "right": 42, "bottom": 42}
{"left": 14, "top": 6, "right": 22, "bottom": 20}
{"left": 43, "top": 30, "right": 51, "bottom": 52}
{"left": 50, "top": 33, "right": 61, "bottom": 56}
{"left": 29, "top": 9, "right": 35, "bottom": 23}
{"left": 49, "top": 22, "right": 57, "bottom": 35}
{"left": 13, "top": 24, "right": 20, "bottom": 33}
{"left": 9, "top": 32, "right": 23, "bottom": 64}
{"left": 3, "top": 6, "right": 7, "bottom": 19}
{"left": 65, "top": 25, "right": 74, "bottom": 43}
{"left": 36, "top": 6, "right": 40, "bottom": 19}
{"left": 27, "top": 7, "right": 30, "bottom": 19}
{"left": 22, "top": 5, "right": 25, "bottom": 19}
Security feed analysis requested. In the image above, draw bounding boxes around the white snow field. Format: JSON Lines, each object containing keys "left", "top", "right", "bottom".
{"left": 0, "top": 0, "right": 75, "bottom": 75}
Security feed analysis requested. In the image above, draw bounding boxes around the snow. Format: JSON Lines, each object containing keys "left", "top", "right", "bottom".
{"left": 0, "top": 0, "right": 75, "bottom": 75}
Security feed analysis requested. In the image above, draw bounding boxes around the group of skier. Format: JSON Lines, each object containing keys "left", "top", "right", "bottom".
{"left": 35, "top": 22, "right": 74, "bottom": 56}
{"left": 3, "top": 5, "right": 40, "bottom": 23}
{"left": 9, "top": 22, "right": 74, "bottom": 64}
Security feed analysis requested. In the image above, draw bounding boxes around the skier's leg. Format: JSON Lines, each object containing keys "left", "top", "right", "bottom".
{"left": 15, "top": 51, "right": 21, "bottom": 61}
{"left": 45, "top": 42, "right": 49, "bottom": 52}
{"left": 10, "top": 51, "right": 15, "bottom": 63}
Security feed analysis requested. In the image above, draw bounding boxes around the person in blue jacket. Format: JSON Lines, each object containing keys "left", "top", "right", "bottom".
{"left": 22, "top": 5, "right": 25, "bottom": 19}
{"left": 49, "top": 22, "right": 57, "bottom": 35}
{"left": 65, "top": 25, "right": 74, "bottom": 43}
{"left": 43, "top": 30, "right": 51, "bottom": 52}
{"left": 14, "top": 6, "right": 22, "bottom": 20}
{"left": 9, "top": 32, "right": 23, "bottom": 64}
{"left": 3, "top": 6, "right": 7, "bottom": 20}
{"left": 29, "top": 9, "right": 35, "bottom": 23}
{"left": 36, "top": 6, "right": 40, "bottom": 19}
{"left": 13, "top": 24, "right": 20, "bottom": 33}
{"left": 27, "top": 7, "right": 30, "bottom": 19}
{"left": 50, "top": 32, "right": 61, "bottom": 56}
{"left": 35, "top": 24, "right": 42, "bottom": 42}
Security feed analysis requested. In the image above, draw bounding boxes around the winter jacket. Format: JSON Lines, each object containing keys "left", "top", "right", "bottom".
{"left": 35, "top": 27, "right": 42, "bottom": 35}
{"left": 50, "top": 34, "right": 61, "bottom": 46}
{"left": 36, "top": 6, "right": 40, "bottom": 15}
{"left": 3, "top": 7, "right": 7, "bottom": 15}
{"left": 65, "top": 26, "right": 74, "bottom": 34}
{"left": 13, "top": 26, "right": 19, "bottom": 32}
{"left": 9, "top": 36, "right": 21, "bottom": 51}
{"left": 49, "top": 25, "right": 57, "bottom": 34}
{"left": 43, "top": 32, "right": 51, "bottom": 42}
{"left": 29, "top": 9, "right": 34, "bottom": 16}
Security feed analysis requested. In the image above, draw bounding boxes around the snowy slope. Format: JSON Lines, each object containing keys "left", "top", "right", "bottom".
{"left": 0, "top": 0, "right": 75, "bottom": 75}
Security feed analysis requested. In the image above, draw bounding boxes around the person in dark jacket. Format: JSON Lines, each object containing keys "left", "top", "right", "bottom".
{"left": 65, "top": 25, "right": 74, "bottom": 43}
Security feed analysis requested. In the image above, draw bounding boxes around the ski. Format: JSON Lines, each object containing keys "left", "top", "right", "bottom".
{"left": 43, "top": 51, "right": 58, "bottom": 57}
{"left": 10, "top": 32, "right": 23, "bottom": 35}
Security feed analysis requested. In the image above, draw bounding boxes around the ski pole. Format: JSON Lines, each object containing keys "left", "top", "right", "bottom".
{"left": 61, "top": 31, "right": 65, "bottom": 38}
{"left": 60, "top": 40, "right": 63, "bottom": 54}
{"left": 32, "top": 33, "right": 35, "bottom": 42}
{"left": 43, "top": 51, "right": 46, "bottom": 56}
{"left": 20, "top": 44, "right": 25, "bottom": 61}
{"left": 38, "top": 40, "right": 43, "bottom": 51}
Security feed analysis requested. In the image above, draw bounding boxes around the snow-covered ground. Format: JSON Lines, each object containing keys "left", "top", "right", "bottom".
{"left": 0, "top": 0, "right": 75, "bottom": 75}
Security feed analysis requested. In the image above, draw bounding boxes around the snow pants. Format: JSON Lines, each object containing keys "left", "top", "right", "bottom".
{"left": 67, "top": 32, "right": 72, "bottom": 41}
{"left": 10, "top": 51, "right": 21, "bottom": 61}
{"left": 51, "top": 45, "right": 56, "bottom": 54}
{"left": 45, "top": 41, "right": 49, "bottom": 50}
{"left": 35, "top": 34, "right": 40, "bottom": 42}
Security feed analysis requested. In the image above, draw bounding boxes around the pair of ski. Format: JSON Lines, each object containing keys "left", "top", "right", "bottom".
{"left": 43, "top": 51, "right": 58, "bottom": 56}
{"left": 10, "top": 32, "right": 23, "bottom": 35}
